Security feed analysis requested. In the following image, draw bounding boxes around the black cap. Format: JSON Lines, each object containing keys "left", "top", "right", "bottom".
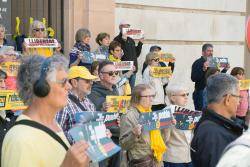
{"left": 150, "top": 45, "right": 161, "bottom": 52}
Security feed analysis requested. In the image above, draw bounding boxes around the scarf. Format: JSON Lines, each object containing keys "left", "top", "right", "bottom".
{"left": 108, "top": 54, "right": 121, "bottom": 62}
{"left": 135, "top": 105, "right": 167, "bottom": 162}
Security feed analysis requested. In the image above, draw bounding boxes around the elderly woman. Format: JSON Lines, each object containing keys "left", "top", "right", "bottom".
{"left": 0, "top": 24, "right": 16, "bottom": 48}
{"left": 120, "top": 84, "right": 166, "bottom": 167}
{"left": 162, "top": 85, "right": 193, "bottom": 167}
{"left": 143, "top": 52, "right": 169, "bottom": 111}
{"left": 69, "top": 28, "right": 92, "bottom": 69}
{"left": 23, "top": 20, "right": 60, "bottom": 57}
{"left": 2, "top": 55, "right": 89, "bottom": 167}
{"left": 94, "top": 32, "right": 110, "bottom": 59}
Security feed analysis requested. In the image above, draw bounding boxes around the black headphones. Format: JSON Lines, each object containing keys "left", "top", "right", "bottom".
{"left": 33, "top": 58, "right": 51, "bottom": 97}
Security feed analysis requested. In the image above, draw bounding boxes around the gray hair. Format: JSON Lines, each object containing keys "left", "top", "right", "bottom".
{"left": 75, "top": 28, "right": 91, "bottom": 42}
{"left": 207, "top": 73, "right": 239, "bottom": 104}
{"left": 166, "top": 84, "right": 187, "bottom": 104}
{"left": 17, "top": 55, "right": 69, "bottom": 105}
{"left": 29, "top": 20, "right": 47, "bottom": 37}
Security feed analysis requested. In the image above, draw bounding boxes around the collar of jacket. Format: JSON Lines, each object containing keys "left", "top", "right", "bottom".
{"left": 196, "top": 109, "right": 244, "bottom": 136}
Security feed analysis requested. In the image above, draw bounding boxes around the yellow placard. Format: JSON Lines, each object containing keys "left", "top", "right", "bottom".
{"left": 0, "top": 90, "right": 27, "bottom": 110}
{"left": 240, "top": 80, "right": 250, "bottom": 90}
{"left": 150, "top": 66, "right": 172, "bottom": 78}
{"left": 158, "top": 52, "right": 175, "bottom": 63}
{"left": 106, "top": 96, "right": 131, "bottom": 113}
{"left": 0, "top": 61, "right": 20, "bottom": 77}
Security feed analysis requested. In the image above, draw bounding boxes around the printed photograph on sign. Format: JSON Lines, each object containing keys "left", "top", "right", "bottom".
{"left": 139, "top": 107, "right": 174, "bottom": 131}
{"left": 114, "top": 61, "right": 133, "bottom": 71}
{"left": 122, "top": 28, "right": 144, "bottom": 40}
{"left": 208, "top": 57, "right": 229, "bottom": 68}
{"left": 69, "top": 122, "right": 121, "bottom": 163}
{"left": 70, "top": 48, "right": 94, "bottom": 64}
{"left": 173, "top": 105, "right": 202, "bottom": 130}
{"left": 24, "top": 38, "right": 59, "bottom": 48}
{"left": 240, "top": 80, "right": 250, "bottom": 90}
{"left": 150, "top": 66, "right": 172, "bottom": 78}
{"left": 106, "top": 96, "right": 131, "bottom": 113}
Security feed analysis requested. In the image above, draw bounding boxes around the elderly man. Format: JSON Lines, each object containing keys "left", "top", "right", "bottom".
{"left": 88, "top": 60, "right": 120, "bottom": 167}
{"left": 191, "top": 73, "right": 245, "bottom": 167}
{"left": 56, "top": 66, "right": 97, "bottom": 142}
{"left": 2, "top": 55, "right": 89, "bottom": 167}
{"left": 114, "top": 21, "right": 143, "bottom": 88}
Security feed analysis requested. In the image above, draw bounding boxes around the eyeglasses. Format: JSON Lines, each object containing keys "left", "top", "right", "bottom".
{"left": 223, "top": 94, "right": 243, "bottom": 99}
{"left": 77, "top": 78, "right": 93, "bottom": 84}
{"left": 33, "top": 28, "right": 45, "bottom": 32}
{"left": 172, "top": 93, "right": 189, "bottom": 97}
{"left": 140, "top": 94, "right": 156, "bottom": 98}
{"left": 152, "top": 58, "right": 159, "bottom": 62}
{"left": 54, "top": 78, "right": 69, "bottom": 87}
{"left": 101, "top": 71, "right": 119, "bottom": 76}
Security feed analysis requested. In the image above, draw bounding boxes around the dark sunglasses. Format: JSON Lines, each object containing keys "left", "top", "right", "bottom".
{"left": 101, "top": 71, "right": 119, "bottom": 76}
{"left": 173, "top": 93, "right": 189, "bottom": 97}
{"left": 33, "top": 28, "right": 45, "bottom": 32}
{"left": 152, "top": 58, "right": 159, "bottom": 62}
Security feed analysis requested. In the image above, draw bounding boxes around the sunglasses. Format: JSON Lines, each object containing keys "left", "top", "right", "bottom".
{"left": 173, "top": 93, "right": 189, "bottom": 97}
{"left": 140, "top": 94, "right": 156, "bottom": 98}
{"left": 33, "top": 28, "right": 45, "bottom": 32}
{"left": 55, "top": 78, "right": 69, "bottom": 87}
{"left": 101, "top": 71, "right": 119, "bottom": 76}
{"left": 152, "top": 58, "right": 159, "bottom": 62}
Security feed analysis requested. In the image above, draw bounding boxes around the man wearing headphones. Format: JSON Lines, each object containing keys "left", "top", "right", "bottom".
{"left": 2, "top": 55, "right": 89, "bottom": 167}
{"left": 191, "top": 73, "right": 246, "bottom": 167}
{"left": 56, "top": 66, "right": 97, "bottom": 143}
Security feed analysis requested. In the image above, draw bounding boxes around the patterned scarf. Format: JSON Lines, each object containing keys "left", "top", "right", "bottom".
{"left": 135, "top": 105, "right": 167, "bottom": 162}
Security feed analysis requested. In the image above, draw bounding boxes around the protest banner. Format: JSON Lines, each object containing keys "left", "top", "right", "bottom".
{"left": 106, "top": 96, "right": 131, "bottom": 113}
{"left": 150, "top": 66, "right": 172, "bottom": 78}
{"left": 208, "top": 57, "right": 229, "bottom": 68}
{"left": 75, "top": 111, "right": 119, "bottom": 129}
{"left": 239, "top": 79, "right": 250, "bottom": 90}
{"left": 24, "top": 38, "right": 59, "bottom": 48}
{"left": 173, "top": 105, "right": 202, "bottom": 130}
{"left": 0, "top": 90, "right": 27, "bottom": 110}
{"left": 122, "top": 28, "right": 144, "bottom": 40}
{"left": 158, "top": 52, "right": 175, "bottom": 63}
{"left": 139, "top": 106, "right": 174, "bottom": 131}
{"left": 114, "top": 61, "right": 133, "bottom": 71}
{"left": 69, "top": 121, "right": 121, "bottom": 163}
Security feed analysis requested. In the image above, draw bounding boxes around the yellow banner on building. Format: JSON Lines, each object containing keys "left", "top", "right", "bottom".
{"left": 151, "top": 66, "right": 172, "bottom": 78}
{"left": 0, "top": 90, "right": 27, "bottom": 110}
{"left": 240, "top": 80, "right": 250, "bottom": 90}
{"left": 106, "top": 96, "right": 131, "bottom": 113}
{"left": 158, "top": 52, "right": 175, "bottom": 63}
{"left": 0, "top": 61, "right": 20, "bottom": 77}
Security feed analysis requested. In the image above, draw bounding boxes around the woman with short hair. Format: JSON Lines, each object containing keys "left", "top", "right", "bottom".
{"left": 94, "top": 32, "right": 110, "bottom": 59}
{"left": 120, "top": 84, "right": 166, "bottom": 167}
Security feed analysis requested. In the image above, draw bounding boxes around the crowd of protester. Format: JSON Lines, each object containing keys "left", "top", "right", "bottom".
{"left": 0, "top": 19, "right": 250, "bottom": 167}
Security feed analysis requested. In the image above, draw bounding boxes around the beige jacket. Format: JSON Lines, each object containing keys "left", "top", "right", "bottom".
{"left": 119, "top": 107, "right": 153, "bottom": 160}
{"left": 162, "top": 127, "right": 192, "bottom": 163}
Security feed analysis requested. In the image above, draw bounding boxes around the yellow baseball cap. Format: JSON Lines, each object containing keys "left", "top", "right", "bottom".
{"left": 68, "top": 66, "right": 98, "bottom": 80}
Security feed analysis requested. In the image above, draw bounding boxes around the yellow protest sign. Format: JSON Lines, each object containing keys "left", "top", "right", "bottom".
{"left": 0, "top": 61, "right": 20, "bottom": 77}
{"left": 106, "top": 96, "right": 131, "bottom": 113}
{"left": 0, "top": 90, "right": 27, "bottom": 110}
{"left": 150, "top": 66, "right": 172, "bottom": 78}
{"left": 158, "top": 52, "right": 175, "bottom": 63}
{"left": 240, "top": 80, "right": 250, "bottom": 90}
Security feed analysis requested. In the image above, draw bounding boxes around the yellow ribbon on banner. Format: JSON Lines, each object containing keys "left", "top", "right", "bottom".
{"left": 106, "top": 96, "right": 131, "bottom": 113}
{"left": 150, "top": 66, "right": 172, "bottom": 78}
{"left": 0, "top": 90, "right": 27, "bottom": 110}
{"left": 239, "top": 79, "right": 250, "bottom": 90}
